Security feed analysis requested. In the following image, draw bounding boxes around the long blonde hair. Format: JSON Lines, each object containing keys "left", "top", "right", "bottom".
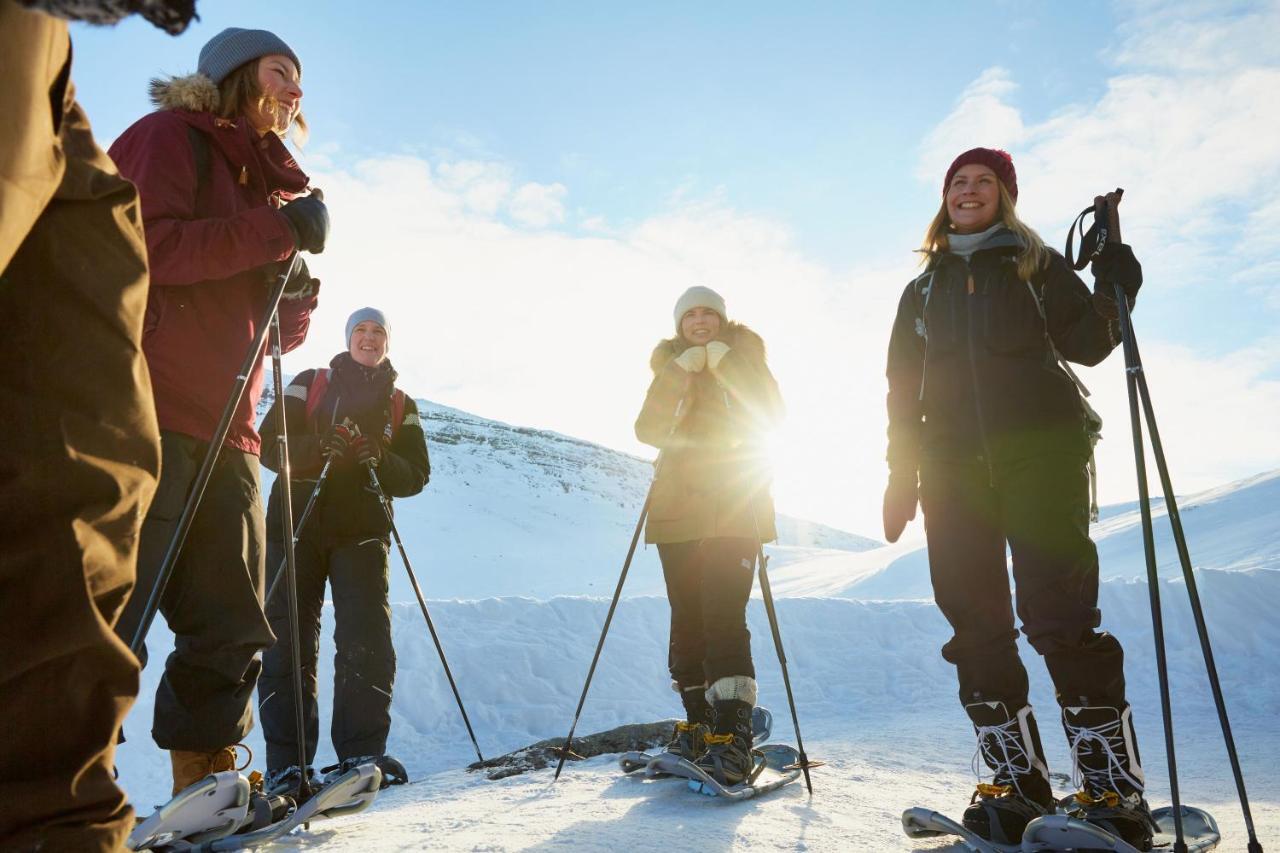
{"left": 217, "top": 59, "right": 309, "bottom": 145}
{"left": 918, "top": 182, "right": 1048, "bottom": 281}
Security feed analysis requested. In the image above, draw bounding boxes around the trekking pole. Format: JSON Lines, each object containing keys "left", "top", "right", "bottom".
{"left": 365, "top": 465, "right": 485, "bottom": 764}
{"left": 264, "top": 458, "right": 334, "bottom": 607}
{"left": 750, "top": 512, "right": 817, "bottom": 794}
{"left": 1082, "top": 193, "right": 1263, "bottom": 852}
{"left": 552, "top": 448, "right": 668, "bottom": 781}
{"left": 129, "top": 250, "right": 305, "bottom": 656}
{"left": 269, "top": 314, "right": 313, "bottom": 802}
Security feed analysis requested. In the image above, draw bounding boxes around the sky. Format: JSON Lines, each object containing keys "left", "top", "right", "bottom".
{"left": 69, "top": 0, "right": 1280, "bottom": 538}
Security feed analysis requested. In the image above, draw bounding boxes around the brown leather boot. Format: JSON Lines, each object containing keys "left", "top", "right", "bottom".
{"left": 169, "top": 745, "right": 246, "bottom": 795}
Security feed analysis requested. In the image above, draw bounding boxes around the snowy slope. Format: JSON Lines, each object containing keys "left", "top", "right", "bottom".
{"left": 768, "top": 469, "right": 1280, "bottom": 600}
{"left": 118, "top": 570, "right": 1280, "bottom": 849}
{"left": 257, "top": 397, "right": 879, "bottom": 601}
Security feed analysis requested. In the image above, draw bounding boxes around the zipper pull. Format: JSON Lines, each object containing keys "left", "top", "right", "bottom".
{"left": 967, "top": 274, "right": 976, "bottom": 295}
{"left": 239, "top": 166, "right": 249, "bottom": 186}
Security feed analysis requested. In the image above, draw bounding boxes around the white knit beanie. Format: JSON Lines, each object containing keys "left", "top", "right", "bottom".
{"left": 672, "top": 286, "right": 727, "bottom": 333}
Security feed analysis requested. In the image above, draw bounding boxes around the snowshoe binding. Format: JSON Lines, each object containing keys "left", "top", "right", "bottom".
{"left": 960, "top": 700, "right": 1054, "bottom": 847}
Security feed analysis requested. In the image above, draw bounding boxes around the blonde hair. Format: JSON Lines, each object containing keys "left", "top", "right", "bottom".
{"left": 217, "top": 59, "right": 309, "bottom": 146}
{"left": 918, "top": 182, "right": 1048, "bottom": 281}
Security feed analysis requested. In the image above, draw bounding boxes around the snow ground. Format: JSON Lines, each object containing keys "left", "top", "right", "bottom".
{"left": 119, "top": 574, "right": 1280, "bottom": 850}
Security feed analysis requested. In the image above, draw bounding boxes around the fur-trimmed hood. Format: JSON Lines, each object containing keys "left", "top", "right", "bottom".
{"left": 149, "top": 72, "right": 221, "bottom": 113}
{"left": 649, "top": 321, "right": 767, "bottom": 374}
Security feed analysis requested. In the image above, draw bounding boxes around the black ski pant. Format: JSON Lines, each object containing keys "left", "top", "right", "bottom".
{"left": 920, "top": 452, "right": 1127, "bottom": 712}
{"left": 259, "top": 536, "right": 395, "bottom": 770}
{"left": 659, "top": 537, "right": 757, "bottom": 692}
{"left": 115, "top": 431, "right": 273, "bottom": 751}
{"left": 1, "top": 8, "right": 161, "bottom": 848}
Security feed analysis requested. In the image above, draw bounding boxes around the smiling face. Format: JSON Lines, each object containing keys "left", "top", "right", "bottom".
{"left": 349, "top": 321, "right": 387, "bottom": 367}
{"left": 680, "top": 306, "right": 722, "bottom": 345}
{"left": 946, "top": 163, "right": 1002, "bottom": 234}
{"left": 248, "top": 54, "right": 303, "bottom": 136}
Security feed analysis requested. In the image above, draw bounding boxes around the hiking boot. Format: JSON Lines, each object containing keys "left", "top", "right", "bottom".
{"left": 1062, "top": 703, "right": 1158, "bottom": 851}
{"left": 961, "top": 700, "right": 1054, "bottom": 845}
{"left": 695, "top": 699, "right": 755, "bottom": 786}
{"left": 662, "top": 721, "right": 710, "bottom": 762}
{"left": 170, "top": 744, "right": 250, "bottom": 796}
{"left": 322, "top": 754, "right": 409, "bottom": 789}
{"left": 263, "top": 764, "right": 322, "bottom": 797}
{"left": 664, "top": 681, "right": 714, "bottom": 761}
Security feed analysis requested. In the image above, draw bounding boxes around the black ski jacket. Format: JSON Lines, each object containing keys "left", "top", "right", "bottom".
{"left": 886, "top": 232, "right": 1125, "bottom": 476}
{"left": 260, "top": 353, "right": 429, "bottom": 545}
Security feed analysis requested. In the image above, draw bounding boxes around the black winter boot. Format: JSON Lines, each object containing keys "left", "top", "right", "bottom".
{"left": 664, "top": 685, "right": 713, "bottom": 762}
{"left": 961, "top": 700, "right": 1055, "bottom": 846}
{"left": 1062, "top": 704, "right": 1157, "bottom": 851}
{"left": 695, "top": 699, "right": 756, "bottom": 786}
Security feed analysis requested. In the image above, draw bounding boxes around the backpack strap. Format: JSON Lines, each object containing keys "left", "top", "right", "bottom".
{"left": 1025, "top": 277, "right": 1103, "bottom": 521}
{"left": 304, "top": 369, "right": 330, "bottom": 423}
{"left": 390, "top": 389, "right": 406, "bottom": 439}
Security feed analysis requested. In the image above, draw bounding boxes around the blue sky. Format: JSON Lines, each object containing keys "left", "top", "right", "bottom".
{"left": 69, "top": 1, "right": 1280, "bottom": 535}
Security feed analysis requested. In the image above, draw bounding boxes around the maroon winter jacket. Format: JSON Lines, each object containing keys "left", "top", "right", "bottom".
{"left": 108, "top": 77, "right": 319, "bottom": 456}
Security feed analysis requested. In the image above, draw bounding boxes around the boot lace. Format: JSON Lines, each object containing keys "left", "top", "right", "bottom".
{"left": 1064, "top": 716, "right": 1143, "bottom": 799}
{"left": 971, "top": 717, "right": 1035, "bottom": 800}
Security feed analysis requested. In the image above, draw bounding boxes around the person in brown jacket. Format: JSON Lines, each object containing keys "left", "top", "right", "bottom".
{"left": 634, "top": 285, "right": 783, "bottom": 786}
{"left": 0, "top": 1, "right": 193, "bottom": 850}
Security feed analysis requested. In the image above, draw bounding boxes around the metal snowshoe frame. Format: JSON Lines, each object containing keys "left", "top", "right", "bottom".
{"left": 1069, "top": 191, "right": 1263, "bottom": 853}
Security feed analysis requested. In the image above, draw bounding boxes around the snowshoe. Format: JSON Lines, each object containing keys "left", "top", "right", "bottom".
{"left": 193, "top": 761, "right": 382, "bottom": 850}
{"left": 623, "top": 706, "right": 772, "bottom": 776}
{"left": 263, "top": 765, "right": 322, "bottom": 798}
{"left": 127, "top": 771, "right": 250, "bottom": 850}
{"left": 648, "top": 743, "right": 804, "bottom": 801}
{"left": 1023, "top": 803, "right": 1220, "bottom": 852}
{"left": 323, "top": 754, "right": 408, "bottom": 789}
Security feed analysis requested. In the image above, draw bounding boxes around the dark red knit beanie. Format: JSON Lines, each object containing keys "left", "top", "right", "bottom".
{"left": 943, "top": 147, "right": 1018, "bottom": 202}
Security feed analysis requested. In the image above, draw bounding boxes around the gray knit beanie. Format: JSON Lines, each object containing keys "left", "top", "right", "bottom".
{"left": 198, "top": 28, "right": 302, "bottom": 85}
{"left": 673, "top": 286, "right": 727, "bottom": 332}
{"left": 346, "top": 307, "right": 389, "bottom": 352}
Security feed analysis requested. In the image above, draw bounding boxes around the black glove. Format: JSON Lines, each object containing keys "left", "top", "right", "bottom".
{"left": 321, "top": 422, "right": 355, "bottom": 459}
{"left": 280, "top": 256, "right": 317, "bottom": 299}
{"left": 882, "top": 472, "right": 919, "bottom": 544}
{"left": 1091, "top": 242, "right": 1142, "bottom": 301}
{"left": 280, "top": 195, "right": 329, "bottom": 254}
{"left": 351, "top": 433, "right": 381, "bottom": 468}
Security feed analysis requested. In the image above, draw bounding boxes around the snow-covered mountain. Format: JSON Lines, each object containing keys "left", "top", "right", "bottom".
{"left": 261, "top": 398, "right": 880, "bottom": 600}
{"left": 768, "top": 468, "right": 1280, "bottom": 600}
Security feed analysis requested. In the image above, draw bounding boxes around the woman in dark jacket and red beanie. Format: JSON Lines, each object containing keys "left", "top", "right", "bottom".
{"left": 256, "top": 308, "right": 429, "bottom": 796}
{"left": 635, "top": 286, "right": 783, "bottom": 786}
{"left": 108, "top": 27, "right": 329, "bottom": 794}
{"left": 883, "top": 148, "right": 1154, "bottom": 849}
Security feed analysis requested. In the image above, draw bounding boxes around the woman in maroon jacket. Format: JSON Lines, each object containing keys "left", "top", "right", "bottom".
{"left": 109, "top": 27, "right": 329, "bottom": 795}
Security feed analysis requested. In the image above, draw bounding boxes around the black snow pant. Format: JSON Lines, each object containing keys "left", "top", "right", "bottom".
{"left": 659, "top": 537, "right": 757, "bottom": 691}
{"left": 919, "top": 452, "right": 1127, "bottom": 711}
{"left": 259, "top": 536, "right": 395, "bottom": 770}
{"left": 115, "top": 431, "right": 274, "bottom": 750}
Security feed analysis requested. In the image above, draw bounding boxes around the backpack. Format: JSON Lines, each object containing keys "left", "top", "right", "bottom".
{"left": 909, "top": 263, "right": 1103, "bottom": 522}
{"left": 304, "top": 369, "right": 408, "bottom": 444}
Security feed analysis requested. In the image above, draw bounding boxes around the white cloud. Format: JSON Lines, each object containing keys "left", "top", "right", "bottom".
{"left": 508, "top": 182, "right": 567, "bottom": 227}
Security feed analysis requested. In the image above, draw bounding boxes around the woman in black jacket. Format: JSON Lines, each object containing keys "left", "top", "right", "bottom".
{"left": 257, "top": 307, "right": 429, "bottom": 795}
{"left": 882, "top": 148, "right": 1154, "bottom": 849}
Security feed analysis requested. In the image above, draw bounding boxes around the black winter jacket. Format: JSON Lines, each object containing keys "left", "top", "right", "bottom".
{"left": 886, "top": 231, "right": 1124, "bottom": 475}
{"left": 261, "top": 353, "right": 430, "bottom": 545}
